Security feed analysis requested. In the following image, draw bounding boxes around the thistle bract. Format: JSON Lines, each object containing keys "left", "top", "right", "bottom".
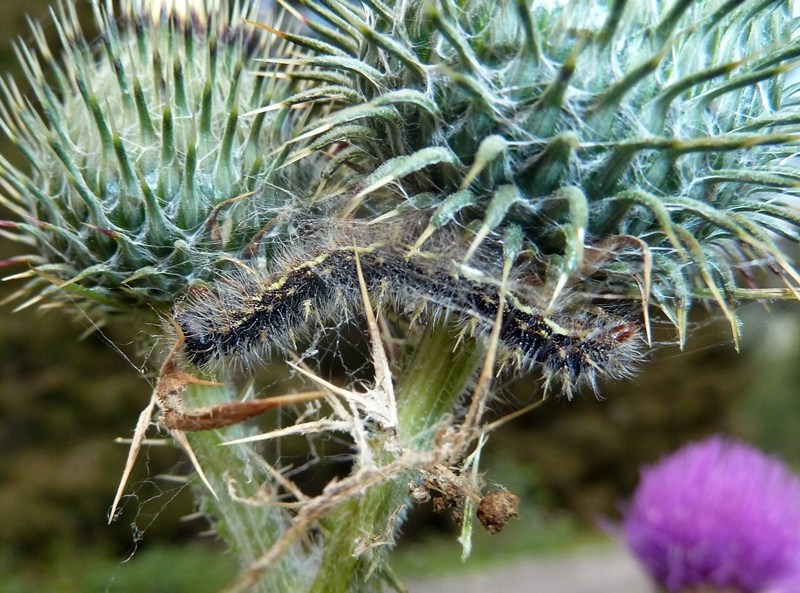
{"left": 0, "top": 0, "right": 324, "bottom": 314}
{"left": 622, "top": 437, "right": 800, "bottom": 593}
{"left": 264, "top": 0, "right": 800, "bottom": 345}
{"left": 3, "top": 0, "right": 800, "bottom": 343}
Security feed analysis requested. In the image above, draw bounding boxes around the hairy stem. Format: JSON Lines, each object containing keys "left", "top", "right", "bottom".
{"left": 180, "top": 323, "right": 483, "bottom": 592}
{"left": 184, "top": 383, "right": 317, "bottom": 593}
{"left": 308, "top": 325, "right": 485, "bottom": 593}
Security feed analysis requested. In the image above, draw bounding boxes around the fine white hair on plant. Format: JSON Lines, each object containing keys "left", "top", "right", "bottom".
{"left": 3, "top": 1, "right": 800, "bottom": 592}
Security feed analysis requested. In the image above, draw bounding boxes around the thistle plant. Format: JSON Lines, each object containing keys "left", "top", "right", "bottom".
{"left": 2, "top": 0, "right": 800, "bottom": 592}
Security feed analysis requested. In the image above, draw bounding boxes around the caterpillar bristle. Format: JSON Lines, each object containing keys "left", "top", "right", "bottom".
{"left": 173, "top": 220, "right": 643, "bottom": 396}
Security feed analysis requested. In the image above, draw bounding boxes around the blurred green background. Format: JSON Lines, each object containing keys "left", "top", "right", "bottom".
{"left": 1, "top": 2, "right": 798, "bottom": 592}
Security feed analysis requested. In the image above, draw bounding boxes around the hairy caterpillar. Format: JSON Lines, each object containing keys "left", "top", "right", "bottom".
{"left": 174, "top": 221, "right": 642, "bottom": 396}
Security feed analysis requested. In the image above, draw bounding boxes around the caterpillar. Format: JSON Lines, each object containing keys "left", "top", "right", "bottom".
{"left": 173, "top": 221, "right": 642, "bottom": 397}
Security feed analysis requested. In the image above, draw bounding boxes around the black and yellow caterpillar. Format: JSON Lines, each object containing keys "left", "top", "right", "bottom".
{"left": 174, "top": 222, "right": 642, "bottom": 397}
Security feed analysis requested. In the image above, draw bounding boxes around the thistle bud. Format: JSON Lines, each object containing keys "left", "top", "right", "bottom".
{"left": 0, "top": 0, "right": 310, "bottom": 315}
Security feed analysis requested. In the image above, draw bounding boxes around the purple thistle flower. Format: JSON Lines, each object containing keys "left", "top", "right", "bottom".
{"left": 622, "top": 436, "right": 800, "bottom": 593}
{"left": 763, "top": 573, "right": 800, "bottom": 593}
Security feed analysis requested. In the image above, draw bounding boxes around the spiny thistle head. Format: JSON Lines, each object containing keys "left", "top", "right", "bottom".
{"left": 0, "top": 0, "right": 327, "bottom": 315}
{"left": 622, "top": 436, "right": 800, "bottom": 593}
{"left": 268, "top": 0, "right": 800, "bottom": 345}
{"left": 1, "top": 0, "right": 800, "bottom": 361}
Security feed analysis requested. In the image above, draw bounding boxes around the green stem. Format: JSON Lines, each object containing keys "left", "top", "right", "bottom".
{"left": 308, "top": 325, "right": 485, "bottom": 593}
{"left": 182, "top": 324, "right": 483, "bottom": 593}
{"left": 184, "top": 383, "right": 316, "bottom": 593}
